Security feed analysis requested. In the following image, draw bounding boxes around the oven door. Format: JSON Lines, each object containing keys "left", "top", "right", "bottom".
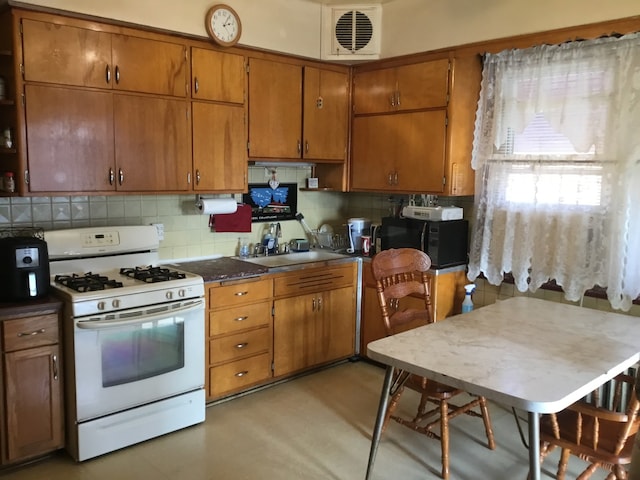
{"left": 72, "top": 298, "right": 205, "bottom": 422}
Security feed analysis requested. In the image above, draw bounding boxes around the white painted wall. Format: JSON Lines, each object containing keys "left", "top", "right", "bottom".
{"left": 14, "top": 0, "right": 640, "bottom": 59}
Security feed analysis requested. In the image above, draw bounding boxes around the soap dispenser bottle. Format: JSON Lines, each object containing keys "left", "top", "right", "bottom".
{"left": 462, "top": 284, "right": 476, "bottom": 313}
{"left": 262, "top": 223, "right": 276, "bottom": 254}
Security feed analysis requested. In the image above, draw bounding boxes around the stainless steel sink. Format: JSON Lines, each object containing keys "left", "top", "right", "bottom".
{"left": 238, "top": 250, "right": 350, "bottom": 268}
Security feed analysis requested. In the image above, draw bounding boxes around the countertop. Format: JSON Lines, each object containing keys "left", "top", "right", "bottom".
{"left": 166, "top": 257, "right": 269, "bottom": 283}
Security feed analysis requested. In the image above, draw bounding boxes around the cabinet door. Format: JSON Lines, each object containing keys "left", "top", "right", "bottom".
{"left": 248, "top": 58, "right": 302, "bottom": 159}
{"left": 395, "top": 59, "right": 449, "bottom": 111}
{"left": 352, "top": 68, "right": 396, "bottom": 114}
{"left": 111, "top": 35, "right": 187, "bottom": 97}
{"left": 191, "top": 48, "right": 245, "bottom": 104}
{"left": 21, "top": 19, "right": 112, "bottom": 88}
{"left": 114, "top": 95, "right": 191, "bottom": 192}
{"left": 351, "top": 115, "right": 400, "bottom": 191}
{"left": 314, "top": 287, "right": 355, "bottom": 364}
{"left": 25, "top": 84, "right": 115, "bottom": 193}
{"left": 192, "top": 102, "right": 246, "bottom": 192}
{"left": 4, "top": 344, "right": 63, "bottom": 463}
{"left": 394, "top": 110, "right": 447, "bottom": 193}
{"left": 273, "top": 294, "right": 312, "bottom": 377}
{"left": 302, "top": 67, "right": 348, "bottom": 161}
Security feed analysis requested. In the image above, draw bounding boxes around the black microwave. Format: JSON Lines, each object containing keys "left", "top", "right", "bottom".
{"left": 379, "top": 217, "right": 469, "bottom": 268}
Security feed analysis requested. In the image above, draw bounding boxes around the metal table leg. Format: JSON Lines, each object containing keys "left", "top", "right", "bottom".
{"left": 528, "top": 412, "right": 540, "bottom": 480}
{"left": 365, "top": 365, "right": 395, "bottom": 480}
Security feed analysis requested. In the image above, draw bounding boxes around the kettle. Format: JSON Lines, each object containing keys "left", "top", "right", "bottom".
{"left": 346, "top": 217, "right": 371, "bottom": 254}
{"left": 0, "top": 236, "right": 50, "bottom": 301}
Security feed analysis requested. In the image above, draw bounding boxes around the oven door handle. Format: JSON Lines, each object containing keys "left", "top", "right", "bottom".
{"left": 76, "top": 299, "right": 205, "bottom": 330}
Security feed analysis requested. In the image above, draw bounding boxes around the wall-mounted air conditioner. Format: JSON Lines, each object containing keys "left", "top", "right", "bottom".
{"left": 321, "top": 5, "right": 381, "bottom": 61}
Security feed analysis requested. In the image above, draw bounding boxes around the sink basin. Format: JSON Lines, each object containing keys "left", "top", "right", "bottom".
{"left": 238, "top": 250, "right": 350, "bottom": 268}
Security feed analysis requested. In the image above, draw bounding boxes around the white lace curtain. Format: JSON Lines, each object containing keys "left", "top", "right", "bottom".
{"left": 467, "top": 33, "right": 640, "bottom": 311}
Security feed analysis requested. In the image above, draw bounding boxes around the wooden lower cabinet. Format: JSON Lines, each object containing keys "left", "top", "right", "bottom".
{"left": 360, "top": 261, "right": 467, "bottom": 358}
{"left": 0, "top": 302, "right": 63, "bottom": 465}
{"left": 272, "top": 263, "right": 356, "bottom": 377}
{"left": 206, "top": 277, "right": 273, "bottom": 401}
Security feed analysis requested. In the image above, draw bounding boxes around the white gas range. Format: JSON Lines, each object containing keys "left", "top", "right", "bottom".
{"left": 44, "top": 225, "right": 206, "bottom": 462}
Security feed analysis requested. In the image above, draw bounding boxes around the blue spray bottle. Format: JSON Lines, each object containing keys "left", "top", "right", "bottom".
{"left": 462, "top": 284, "right": 476, "bottom": 313}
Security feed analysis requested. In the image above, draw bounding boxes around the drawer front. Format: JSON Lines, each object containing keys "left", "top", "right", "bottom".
{"left": 209, "top": 326, "right": 271, "bottom": 364}
{"left": 208, "top": 352, "right": 272, "bottom": 398}
{"left": 208, "top": 277, "right": 272, "bottom": 309}
{"left": 209, "top": 300, "right": 271, "bottom": 337}
{"left": 2, "top": 314, "right": 59, "bottom": 352}
{"left": 274, "top": 264, "right": 354, "bottom": 297}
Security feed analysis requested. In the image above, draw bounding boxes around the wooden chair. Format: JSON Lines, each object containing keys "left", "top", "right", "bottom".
{"left": 371, "top": 248, "right": 496, "bottom": 480}
{"left": 539, "top": 372, "right": 640, "bottom": 479}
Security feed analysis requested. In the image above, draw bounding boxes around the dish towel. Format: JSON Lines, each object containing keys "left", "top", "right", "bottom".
{"left": 209, "top": 204, "right": 252, "bottom": 233}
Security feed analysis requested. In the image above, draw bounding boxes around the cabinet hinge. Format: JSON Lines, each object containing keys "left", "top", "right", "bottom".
{"left": 247, "top": 141, "right": 251, "bottom": 152}
{"left": 21, "top": 93, "right": 25, "bottom": 107}
{"left": 445, "top": 116, "right": 449, "bottom": 126}
{"left": 24, "top": 170, "right": 29, "bottom": 185}
{"left": 271, "top": 361, "right": 274, "bottom": 372}
{"left": 442, "top": 176, "right": 446, "bottom": 185}
{"left": 271, "top": 305, "right": 275, "bottom": 316}
{"left": 19, "top": 21, "right": 23, "bottom": 34}
{"left": 245, "top": 63, "right": 250, "bottom": 74}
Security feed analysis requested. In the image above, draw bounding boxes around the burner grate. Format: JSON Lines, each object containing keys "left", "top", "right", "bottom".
{"left": 120, "top": 266, "right": 187, "bottom": 283}
{"left": 55, "top": 273, "right": 124, "bottom": 292}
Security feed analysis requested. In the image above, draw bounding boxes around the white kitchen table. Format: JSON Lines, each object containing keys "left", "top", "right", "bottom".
{"left": 365, "top": 297, "right": 640, "bottom": 480}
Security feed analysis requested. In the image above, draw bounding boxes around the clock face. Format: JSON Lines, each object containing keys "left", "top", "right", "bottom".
{"left": 206, "top": 5, "right": 241, "bottom": 47}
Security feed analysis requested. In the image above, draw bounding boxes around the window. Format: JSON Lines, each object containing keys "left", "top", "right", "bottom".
{"left": 468, "top": 33, "right": 640, "bottom": 311}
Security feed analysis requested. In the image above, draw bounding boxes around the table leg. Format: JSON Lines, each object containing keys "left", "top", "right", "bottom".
{"left": 365, "top": 365, "right": 395, "bottom": 480}
{"left": 528, "top": 412, "right": 540, "bottom": 480}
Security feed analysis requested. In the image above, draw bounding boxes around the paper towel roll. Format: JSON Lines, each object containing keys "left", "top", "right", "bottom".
{"left": 196, "top": 198, "right": 238, "bottom": 215}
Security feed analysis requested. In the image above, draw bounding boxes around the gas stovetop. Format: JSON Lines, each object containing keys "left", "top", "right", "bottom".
{"left": 44, "top": 226, "right": 205, "bottom": 317}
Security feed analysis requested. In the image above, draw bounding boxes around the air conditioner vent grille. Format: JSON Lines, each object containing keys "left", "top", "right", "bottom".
{"left": 335, "top": 10, "right": 373, "bottom": 52}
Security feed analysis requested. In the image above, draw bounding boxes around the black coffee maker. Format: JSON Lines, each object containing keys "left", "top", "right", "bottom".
{"left": 0, "top": 236, "right": 50, "bottom": 301}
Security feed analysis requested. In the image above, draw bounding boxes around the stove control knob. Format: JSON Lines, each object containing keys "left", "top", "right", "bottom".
{"left": 166, "top": 291, "right": 173, "bottom": 300}
{"left": 178, "top": 289, "right": 186, "bottom": 298}
{"left": 112, "top": 299, "right": 120, "bottom": 308}
{"left": 98, "top": 301, "right": 106, "bottom": 310}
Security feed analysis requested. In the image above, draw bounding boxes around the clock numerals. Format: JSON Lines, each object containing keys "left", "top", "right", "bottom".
{"left": 206, "top": 5, "right": 241, "bottom": 47}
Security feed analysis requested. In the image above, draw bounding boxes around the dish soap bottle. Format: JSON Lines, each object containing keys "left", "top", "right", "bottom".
{"left": 462, "top": 284, "right": 476, "bottom": 313}
{"left": 262, "top": 224, "right": 276, "bottom": 254}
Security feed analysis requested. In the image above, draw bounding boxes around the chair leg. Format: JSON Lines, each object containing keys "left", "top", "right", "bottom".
{"left": 440, "top": 399, "right": 450, "bottom": 480}
{"left": 478, "top": 396, "right": 496, "bottom": 450}
{"left": 382, "top": 386, "right": 404, "bottom": 433}
{"left": 556, "top": 448, "right": 570, "bottom": 480}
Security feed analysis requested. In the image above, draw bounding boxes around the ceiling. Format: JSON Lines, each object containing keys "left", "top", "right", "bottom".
{"left": 306, "top": 0, "right": 395, "bottom": 4}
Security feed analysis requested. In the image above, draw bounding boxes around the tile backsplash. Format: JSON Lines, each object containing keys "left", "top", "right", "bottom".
{"left": 2, "top": 167, "right": 473, "bottom": 260}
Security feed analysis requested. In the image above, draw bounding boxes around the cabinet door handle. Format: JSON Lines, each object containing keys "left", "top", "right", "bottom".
{"left": 235, "top": 342, "right": 249, "bottom": 349}
{"left": 17, "top": 328, "right": 45, "bottom": 337}
{"left": 317, "top": 297, "right": 322, "bottom": 311}
{"left": 115, "top": 65, "right": 120, "bottom": 84}
{"left": 312, "top": 298, "right": 316, "bottom": 311}
{"left": 235, "top": 370, "right": 249, "bottom": 377}
{"left": 196, "top": 169, "right": 201, "bottom": 185}
{"left": 388, "top": 172, "right": 393, "bottom": 185}
{"left": 393, "top": 171, "right": 399, "bottom": 185}
{"left": 234, "top": 316, "right": 248, "bottom": 322}
{"left": 194, "top": 77, "right": 199, "bottom": 94}
{"left": 390, "top": 94, "right": 396, "bottom": 107}
{"left": 396, "top": 91, "right": 401, "bottom": 107}
{"left": 52, "top": 354, "right": 59, "bottom": 381}
{"left": 234, "top": 291, "right": 248, "bottom": 296}
{"left": 297, "top": 140, "right": 302, "bottom": 154}
{"left": 109, "top": 168, "right": 114, "bottom": 185}
{"left": 118, "top": 169, "right": 124, "bottom": 185}
{"left": 305, "top": 141, "right": 309, "bottom": 153}
{"left": 105, "top": 64, "right": 111, "bottom": 84}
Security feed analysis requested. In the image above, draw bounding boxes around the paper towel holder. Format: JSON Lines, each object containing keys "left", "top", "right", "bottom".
{"left": 194, "top": 193, "right": 238, "bottom": 207}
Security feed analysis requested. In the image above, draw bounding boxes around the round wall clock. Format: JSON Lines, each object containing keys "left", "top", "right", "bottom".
{"left": 205, "top": 4, "right": 242, "bottom": 47}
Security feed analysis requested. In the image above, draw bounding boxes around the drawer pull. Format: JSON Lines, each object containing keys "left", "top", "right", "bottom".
{"left": 234, "top": 291, "right": 249, "bottom": 296}
{"left": 234, "top": 316, "right": 248, "bottom": 322}
{"left": 17, "top": 328, "right": 45, "bottom": 337}
{"left": 235, "top": 342, "right": 249, "bottom": 349}
{"left": 235, "top": 370, "right": 249, "bottom": 377}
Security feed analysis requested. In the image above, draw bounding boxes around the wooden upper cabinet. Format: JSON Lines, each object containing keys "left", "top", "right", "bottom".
{"left": 302, "top": 67, "right": 349, "bottom": 162}
{"left": 21, "top": 18, "right": 112, "bottom": 88}
{"left": 25, "top": 84, "right": 116, "bottom": 193}
{"left": 353, "top": 58, "right": 450, "bottom": 114}
{"left": 192, "top": 102, "right": 246, "bottom": 192}
{"left": 191, "top": 47, "right": 245, "bottom": 104}
{"left": 248, "top": 57, "right": 302, "bottom": 159}
{"left": 113, "top": 95, "right": 191, "bottom": 192}
{"left": 111, "top": 35, "right": 187, "bottom": 97}
{"left": 21, "top": 18, "right": 187, "bottom": 97}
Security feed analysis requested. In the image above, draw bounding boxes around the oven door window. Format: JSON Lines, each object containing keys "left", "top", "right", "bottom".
{"left": 100, "top": 319, "right": 185, "bottom": 387}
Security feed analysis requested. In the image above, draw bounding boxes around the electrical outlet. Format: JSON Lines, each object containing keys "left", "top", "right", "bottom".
{"left": 152, "top": 223, "right": 164, "bottom": 241}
